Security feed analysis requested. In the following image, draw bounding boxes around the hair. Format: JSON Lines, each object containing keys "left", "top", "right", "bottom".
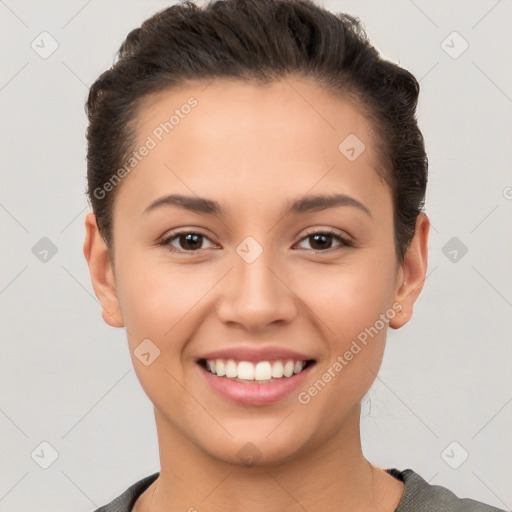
{"left": 85, "top": 0, "right": 427, "bottom": 264}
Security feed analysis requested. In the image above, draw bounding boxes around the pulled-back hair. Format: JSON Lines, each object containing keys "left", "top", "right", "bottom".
{"left": 85, "top": 0, "right": 427, "bottom": 263}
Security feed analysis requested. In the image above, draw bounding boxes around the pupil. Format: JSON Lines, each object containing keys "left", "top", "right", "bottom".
{"left": 182, "top": 233, "right": 202, "bottom": 250}
{"left": 312, "top": 233, "right": 331, "bottom": 250}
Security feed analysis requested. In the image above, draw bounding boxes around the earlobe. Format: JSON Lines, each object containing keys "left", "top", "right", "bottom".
{"left": 389, "top": 212, "right": 430, "bottom": 330}
{"left": 83, "top": 212, "right": 125, "bottom": 328}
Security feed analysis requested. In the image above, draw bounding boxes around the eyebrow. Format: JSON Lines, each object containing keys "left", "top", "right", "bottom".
{"left": 142, "top": 193, "right": 372, "bottom": 218}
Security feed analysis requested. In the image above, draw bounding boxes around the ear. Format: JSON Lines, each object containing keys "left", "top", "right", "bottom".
{"left": 389, "top": 212, "right": 430, "bottom": 329}
{"left": 83, "top": 212, "right": 124, "bottom": 328}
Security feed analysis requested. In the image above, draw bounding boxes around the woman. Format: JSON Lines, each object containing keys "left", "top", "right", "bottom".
{"left": 83, "top": 0, "right": 505, "bottom": 510}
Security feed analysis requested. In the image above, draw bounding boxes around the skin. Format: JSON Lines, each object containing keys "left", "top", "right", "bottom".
{"left": 84, "top": 76, "right": 429, "bottom": 512}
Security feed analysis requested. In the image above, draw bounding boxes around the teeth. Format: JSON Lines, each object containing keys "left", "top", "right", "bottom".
{"left": 283, "top": 360, "right": 294, "bottom": 377}
{"left": 271, "top": 360, "right": 284, "bottom": 378}
{"left": 225, "top": 360, "right": 237, "bottom": 378}
{"left": 293, "top": 360, "right": 303, "bottom": 374}
{"left": 203, "top": 358, "right": 308, "bottom": 381}
{"left": 237, "top": 361, "right": 255, "bottom": 380}
{"left": 215, "top": 359, "right": 225, "bottom": 377}
{"left": 254, "top": 361, "right": 272, "bottom": 380}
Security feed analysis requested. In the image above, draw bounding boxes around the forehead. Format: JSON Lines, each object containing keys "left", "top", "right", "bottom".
{"left": 135, "top": 77, "right": 377, "bottom": 156}
{"left": 116, "top": 77, "right": 389, "bottom": 219}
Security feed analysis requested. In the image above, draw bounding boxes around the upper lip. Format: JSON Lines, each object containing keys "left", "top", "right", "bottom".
{"left": 197, "top": 346, "right": 316, "bottom": 363}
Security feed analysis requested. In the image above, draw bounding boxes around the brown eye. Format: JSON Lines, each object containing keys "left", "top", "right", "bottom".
{"left": 159, "top": 231, "right": 215, "bottom": 252}
{"left": 297, "top": 230, "right": 352, "bottom": 252}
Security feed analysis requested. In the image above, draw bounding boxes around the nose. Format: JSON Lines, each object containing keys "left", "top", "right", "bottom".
{"left": 216, "top": 241, "right": 297, "bottom": 332}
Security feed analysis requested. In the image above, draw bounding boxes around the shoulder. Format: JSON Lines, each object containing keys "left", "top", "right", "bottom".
{"left": 91, "top": 472, "right": 160, "bottom": 512}
{"left": 387, "top": 468, "right": 507, "bottom": 512}
{"left": 90, "top": 468, "right": 507, "bottom": 512}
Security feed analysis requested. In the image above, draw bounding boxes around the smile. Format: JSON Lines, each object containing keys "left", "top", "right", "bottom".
{"left": 197, "top": 358, "right": 316, "bottom": 405}
{"left": 200, "top": 358, "right": 314, "bottom": 382}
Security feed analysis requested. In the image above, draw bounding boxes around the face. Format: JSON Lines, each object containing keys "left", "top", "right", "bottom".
{"left": 85, "top": 77, "right": 428, "bottom": 467}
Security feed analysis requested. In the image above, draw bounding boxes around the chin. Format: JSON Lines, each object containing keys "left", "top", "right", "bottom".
{"left": 197, "top": 428, "right": 313, "bottom": 469}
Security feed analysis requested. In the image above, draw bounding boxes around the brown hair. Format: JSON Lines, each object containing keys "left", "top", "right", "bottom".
{"left": 85, "top": 0, "right": 427, "bottom": 263}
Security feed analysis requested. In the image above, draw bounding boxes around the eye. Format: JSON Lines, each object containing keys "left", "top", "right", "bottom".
{"left": 158, "top": 229, "right": 352, "bottom": 254}
{"left": 296, "top": 229, "right": 352, "bottom": 252}
{"left": 158, "top": 231, "right": 216, "bottom": 252}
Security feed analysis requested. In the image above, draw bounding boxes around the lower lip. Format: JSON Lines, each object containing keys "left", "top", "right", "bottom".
{"left": 198, "top": 362, "right": 315, "bottom": 406}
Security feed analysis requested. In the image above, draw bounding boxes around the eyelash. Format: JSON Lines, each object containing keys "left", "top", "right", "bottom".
{"left": 157, "top": 229, "right": 353, "bottom": 254}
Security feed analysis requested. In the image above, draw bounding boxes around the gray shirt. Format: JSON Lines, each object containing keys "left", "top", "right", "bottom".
{"left": 92, "top": 468, "right": 507, "bottom": 511}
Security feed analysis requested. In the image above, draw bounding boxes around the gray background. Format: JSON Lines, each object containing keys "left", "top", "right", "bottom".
{"left": 0, "top": 0, "right": 511, "bottom": 511}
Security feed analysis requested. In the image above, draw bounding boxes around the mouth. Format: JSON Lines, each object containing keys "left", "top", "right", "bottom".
{"left": 196, "top": 357, "right": 316, "bottom": 405}
{"left": 197, "top": 358, "right": 316, "bottom": 383}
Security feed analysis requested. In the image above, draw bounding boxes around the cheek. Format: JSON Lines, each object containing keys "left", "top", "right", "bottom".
{"left": 297, "top": 249, "right": 397, "bottom": 397}
{"left": 304, "top": 253, "right": 396, "bottom": 339}
{"left": 116, "top": 263, "right": 211, "bottom": 403}
{"left": 293, "top": 264, "right": 394, "bottom": 429}
{"left": 116, "top": 258, "right": 216, "bottom": 347}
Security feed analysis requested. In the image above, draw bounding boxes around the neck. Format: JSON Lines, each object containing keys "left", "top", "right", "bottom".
{"left": 135, "top": 404, "right": 400, "bottom": 512}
